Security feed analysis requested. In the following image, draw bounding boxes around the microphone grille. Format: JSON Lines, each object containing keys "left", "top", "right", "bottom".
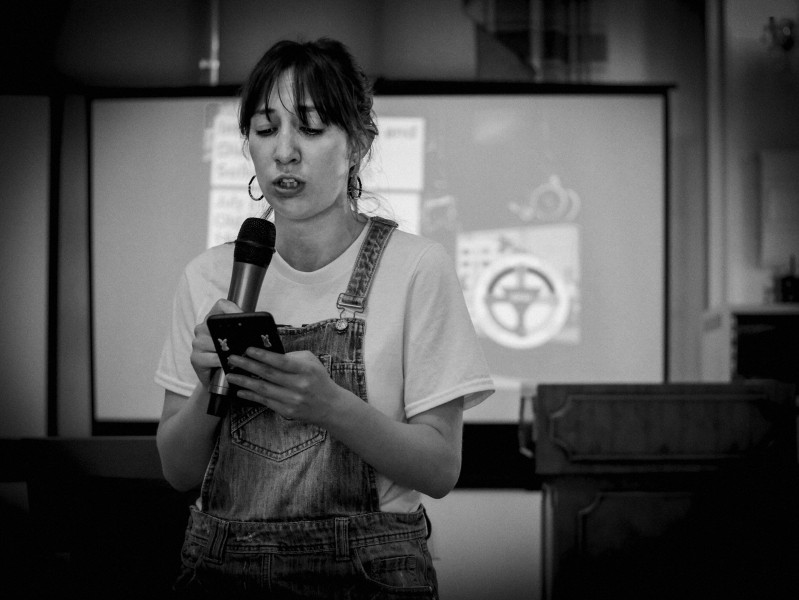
{"left": 234, "top": 218, "right": 276, "bottom": 266}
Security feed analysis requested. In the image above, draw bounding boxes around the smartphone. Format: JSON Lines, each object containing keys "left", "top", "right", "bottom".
{"left": 207, "top": 312, "right": 285, "bottom": 379}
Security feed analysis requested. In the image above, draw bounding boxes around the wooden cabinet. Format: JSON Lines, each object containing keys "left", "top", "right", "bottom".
{"left": 533, "top": 382, "right": 798, "bottom": 600}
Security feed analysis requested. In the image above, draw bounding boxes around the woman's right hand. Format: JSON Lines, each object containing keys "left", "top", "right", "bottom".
{"left": 190, "top": 299, "right": 243, "bottom": 388}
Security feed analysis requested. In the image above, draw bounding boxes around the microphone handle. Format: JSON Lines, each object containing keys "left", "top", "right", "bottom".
{"left": 207, "top": 262, "right": 267, "bottom": 417}
{"left": 227, "top": 262, "right": 267, "bottom": 312}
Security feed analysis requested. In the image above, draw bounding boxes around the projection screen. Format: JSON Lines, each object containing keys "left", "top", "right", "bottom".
{"left": 90, "top": 85, "right": 667, "bottom": 425}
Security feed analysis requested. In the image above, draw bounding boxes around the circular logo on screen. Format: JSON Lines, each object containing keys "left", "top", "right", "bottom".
{"left": 473, "top": 254, "right": 570, "bottom": 349}
{"left": 509, "top": 174, "right": 581, "bottom": 223}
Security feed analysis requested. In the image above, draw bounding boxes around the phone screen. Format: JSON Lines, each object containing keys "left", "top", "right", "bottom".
{"left": 207, "top": 312, "right": 285, "bottom": 377}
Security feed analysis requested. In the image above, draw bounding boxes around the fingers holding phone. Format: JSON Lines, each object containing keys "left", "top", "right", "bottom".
{"left": 190, "top": 299, "right": 244, "bottom": 388}
{"left": 228, "top": 349, "right": 339, "bottom": 424}
{"left": 206, "top": 311, "right": 284, "bottom": 395}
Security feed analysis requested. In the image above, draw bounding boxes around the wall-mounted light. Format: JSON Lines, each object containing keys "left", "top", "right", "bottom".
{"left": 762, "top": 16, "right": 795, "bottom": 53}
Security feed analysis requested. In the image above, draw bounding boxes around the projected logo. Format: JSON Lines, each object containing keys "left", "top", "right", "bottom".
{"left": 472, "top": 254, "right": 571, "bottom": 349}
{"left": 509, "top": 174, "right": 581, "bottom": 223}
{"left": 457, "top": 225, "right": 579, "bottom": 349}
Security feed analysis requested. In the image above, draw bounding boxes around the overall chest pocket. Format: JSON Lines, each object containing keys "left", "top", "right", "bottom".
{"left": 228, "top": 355, "right": 330, "bottom": 461}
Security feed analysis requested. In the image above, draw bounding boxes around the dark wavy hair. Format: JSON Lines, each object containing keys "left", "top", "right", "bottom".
{"left": 239, "top": 38, "right": 378, "bottom": 169}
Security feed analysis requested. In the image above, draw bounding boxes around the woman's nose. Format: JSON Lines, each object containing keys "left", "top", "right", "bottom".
{"left": 273, "top": 129, "right": 300, "bottom": 164}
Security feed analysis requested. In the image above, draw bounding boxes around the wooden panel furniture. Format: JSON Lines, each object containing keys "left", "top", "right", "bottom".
{"left": 534, "top": 381, "right": 798, "bottom": 600}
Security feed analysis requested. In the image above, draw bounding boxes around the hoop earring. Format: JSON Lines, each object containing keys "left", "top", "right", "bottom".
{"left": 248, "top": 175, "right": 264, "bottom": 201}
{"left": 348, "top": 175, "right": 362, "bottom": 201}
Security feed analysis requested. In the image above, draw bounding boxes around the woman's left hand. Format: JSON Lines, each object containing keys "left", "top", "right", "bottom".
{"left": 229, "top": 347, "right": 464, "bottom": 500}
{"left": 225, "top": 349, "right": 341, "bottom": 425}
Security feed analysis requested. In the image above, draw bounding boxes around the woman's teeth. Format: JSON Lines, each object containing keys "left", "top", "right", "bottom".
{"left": 278, "top": 179, "right": 299, "bottom": 189}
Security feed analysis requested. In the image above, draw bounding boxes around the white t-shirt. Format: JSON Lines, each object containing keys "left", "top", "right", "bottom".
{"left": 155, "top": 222, "right": 495, "bottom": 512}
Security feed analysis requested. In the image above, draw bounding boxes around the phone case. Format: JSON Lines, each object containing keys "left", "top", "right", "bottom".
{"left": 207, "top": 312, "right": 285, "bottom": 377}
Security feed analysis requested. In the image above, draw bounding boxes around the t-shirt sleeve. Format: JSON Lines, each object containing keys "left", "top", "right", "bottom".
{"left": 402, "top": 243, "right": 495, "bottom": 419}
{"left": 154, "top": 268, "right": 201, "bottom": 398}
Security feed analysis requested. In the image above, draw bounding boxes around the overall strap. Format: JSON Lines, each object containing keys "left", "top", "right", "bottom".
{"left": 336, "top": 216, "right": 398, "bottom": 315}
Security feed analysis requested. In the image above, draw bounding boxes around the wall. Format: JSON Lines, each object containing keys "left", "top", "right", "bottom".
{"left": 53, "top": 0, "right": 477, "bottom": 86}
{"left": 57, "top": 96, "right": 92, "bottom": 436}
{"left": 707, "top": 0, "right": 799, "bottom": 306}
{"left": 0, "top": 96, "right": 50, "bottom": 437}
{"left": 606, "top": 0, "right": 708, "bottom": 382}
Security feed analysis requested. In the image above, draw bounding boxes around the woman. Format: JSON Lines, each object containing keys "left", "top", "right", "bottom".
{"left": 155, "top": 38, "right": 494, "bottom": 598}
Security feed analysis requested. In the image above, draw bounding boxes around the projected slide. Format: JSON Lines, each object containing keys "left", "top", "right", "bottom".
{"left": 92, "top": 91, "right": 665, "bottom": 423}
{"left": 203, "top": 105, "right": 582, "bottom": 353}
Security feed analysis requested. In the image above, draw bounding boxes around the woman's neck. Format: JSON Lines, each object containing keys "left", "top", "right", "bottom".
{"left": 275, "top": 208, "right": 367, "bottom": 272}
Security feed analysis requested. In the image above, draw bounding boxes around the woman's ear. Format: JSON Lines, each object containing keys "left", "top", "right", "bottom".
{"left": 360, "top": 130, "right": 377, "bottom": 159}
{"left": 348, "top": 152, "right": 361, "bottom": 176}
{"left": 349, "top": 130, "right": 375, "bottom": 169}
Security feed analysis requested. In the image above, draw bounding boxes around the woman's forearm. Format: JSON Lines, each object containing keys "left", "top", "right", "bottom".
{"left": 322, "top": 390, "right": 464, "bottom": 499}
{"left": 158, "top": 376, "right": 464, "bottom": 498}
{"left": 156, "top": 386, "right": 220, "bottom": 492}
{"left": 227, "top": 349, "right": 465, "bottom": 499}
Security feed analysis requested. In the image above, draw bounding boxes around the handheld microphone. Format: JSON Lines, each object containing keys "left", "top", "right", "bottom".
{"left": 207, "top": 217, "right": 276, "bottom": 416}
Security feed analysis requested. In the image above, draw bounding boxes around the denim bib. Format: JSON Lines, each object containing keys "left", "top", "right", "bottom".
{"left": 200, "top": 216, "right": 395, "bottom": 520}
{"left": 175, "top": 217, "right": 439, "bottom": 598}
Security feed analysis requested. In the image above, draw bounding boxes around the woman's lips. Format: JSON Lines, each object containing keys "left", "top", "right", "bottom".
{"left": 272, "top": 176, "right": 305, "bottom": 194}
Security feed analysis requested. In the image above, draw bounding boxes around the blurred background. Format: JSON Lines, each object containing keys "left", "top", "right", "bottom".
{"left": 1, "top": 1, "right": 798, "bottom": 599}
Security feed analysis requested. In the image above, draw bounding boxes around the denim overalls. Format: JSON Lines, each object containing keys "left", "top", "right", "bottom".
{"left": 175, "top": 217, "right": 439, "bottom": 599}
